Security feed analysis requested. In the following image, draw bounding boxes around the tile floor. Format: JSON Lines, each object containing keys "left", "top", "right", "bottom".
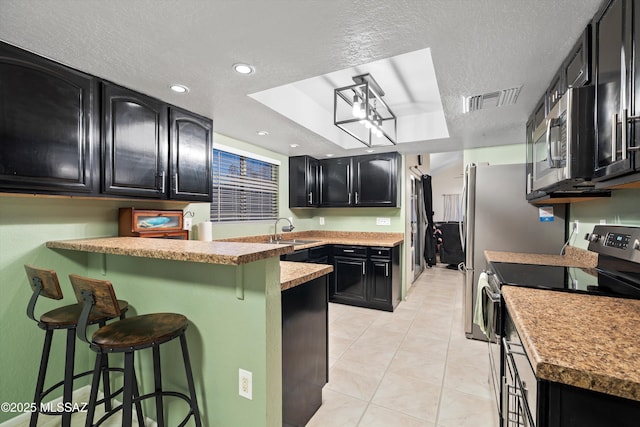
{"left": 307, "top": 264, "right": 499, "bottom": 427}
{"left": 16, "top": 263, "right": 497, "bottom": 427}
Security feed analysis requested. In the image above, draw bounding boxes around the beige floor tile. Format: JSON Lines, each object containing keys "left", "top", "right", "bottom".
{"left": 358, "top": 404, "right": 436, "bottom": 427}
{"left": 326, "top": 361, "right": 384, "bottom": 401}
{"left": 305, "top": 389, "right": 368, "bottom": 427}
{"left": 371, "top": 372, "right": 441, "bottom": 422}
{"left": 437, "top": 387, "right": 499, "bottom": 427}
{"left": 387, "top": 349, "right": 446, "bottom": 385}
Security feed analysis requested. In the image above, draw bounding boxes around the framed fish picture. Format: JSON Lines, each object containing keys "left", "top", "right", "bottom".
{"left": 118, "top": 208, "right": 188, "bottom": 239}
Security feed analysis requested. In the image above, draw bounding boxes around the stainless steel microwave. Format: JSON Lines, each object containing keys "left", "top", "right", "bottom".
{"left": 527, "top": 85, "right": 595, "bottom": 193}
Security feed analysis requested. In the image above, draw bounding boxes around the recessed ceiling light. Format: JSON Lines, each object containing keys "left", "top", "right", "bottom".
{"left": 365, "top": 149, "right": 375, "bottom": 153}
{"left": 289, "top": 144, "right": 300, "bottom": 148}
{"left": 169, "top": 84, "right": 189, "bottom": 93}
{"left": 325, "top": 154, "right": 334, "bottom": 157}
{"left": 257, "top": 130, "right": 269, "bottom": 136}
{"left": 233, "top": 63, "right": 255, "bottom": 75}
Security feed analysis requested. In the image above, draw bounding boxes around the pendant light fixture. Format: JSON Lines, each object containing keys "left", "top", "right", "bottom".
{"left": 334, "top": 73, "right": 397, "bottom": 147}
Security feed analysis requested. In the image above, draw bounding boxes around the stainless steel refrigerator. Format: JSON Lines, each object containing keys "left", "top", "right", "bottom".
{"left": 460, "top": 163, "right": 566, "bottom": 341}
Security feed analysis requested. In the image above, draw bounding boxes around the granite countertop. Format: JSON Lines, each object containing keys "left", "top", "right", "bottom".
{"left": 217, "top": 230, "right": 404, "bottom": 248}
{"left": 280, "top": 261, "right": 333, "bottom": 291}
{"left": 485, "top": 246, "right": 598, "bottom": 268}
{"left": 502, "top": 285, "right": 640, "bottom": 402}
{"left": 46, "top": 236, "right": 294, "bottom": 265}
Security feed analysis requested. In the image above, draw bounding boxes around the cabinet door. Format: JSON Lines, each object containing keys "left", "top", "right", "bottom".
{"left": 594, "top": 0, "right": 633, "bottom": 179}
{"left": 353, "top": 153, "right": 398, "bottom": 206}
{"left": 102, "top": 83, "right": 168, "bottom": 198}
{"left": 0, "top": 42, "right": 95, "bottom": 193}
{"left": 169, "top": 107, "right": 212, "bottom": 201}
{"left": 565, "top": 25, "right": 592, "bottom": 88}
{"left": 289, "top": 156, "right": 318, "bottom": 207}
{"left": 369, "top": 259, "right": 392, "bottom": 309}
{"left": 333, "top": 257, "right": 366, "bottom": 301}
{"left": 319, "top": 157, "right": 352, "bottom": 206}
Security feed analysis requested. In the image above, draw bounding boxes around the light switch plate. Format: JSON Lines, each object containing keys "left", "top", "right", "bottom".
{"left": 184, "top": 218, "right": 192, "bottom": 231}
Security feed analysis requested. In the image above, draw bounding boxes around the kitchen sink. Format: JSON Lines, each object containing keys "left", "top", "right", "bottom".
{"left": 269, "top": 239, "right": 320, "bottom": 246}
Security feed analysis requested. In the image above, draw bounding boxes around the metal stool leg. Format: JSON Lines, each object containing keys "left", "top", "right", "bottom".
{"left": 180, "top": 334, "right": 202, "bottom": 427}
{"left": 30, "top": 329, "right": 54, "bottom": 427}
{"left": 61, "top": 328, "right": 76, "bottom": 427}
{"left": 122, "top": 351, "right": 135, "bottom": 427}
{"left": 152, "top": 345, "right": 165, "bottom": 427}
{"left": 84, "top": 353, "right": 104, "bottom": 427}
{"left": 131, "top": 370, "right": 145, "bottom": 427}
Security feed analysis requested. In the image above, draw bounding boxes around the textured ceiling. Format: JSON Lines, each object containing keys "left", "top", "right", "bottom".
{"left": 0, "top": 0, "right": 603, "bottom": 158}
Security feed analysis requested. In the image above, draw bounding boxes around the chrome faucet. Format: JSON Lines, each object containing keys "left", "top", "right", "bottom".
{"left": 272, "top": 217, "right": 295, "bottom": 242}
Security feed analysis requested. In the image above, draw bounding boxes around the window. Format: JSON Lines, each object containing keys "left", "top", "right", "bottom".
{"left": 210, "top": 148, "right": 279, "bottom": 222}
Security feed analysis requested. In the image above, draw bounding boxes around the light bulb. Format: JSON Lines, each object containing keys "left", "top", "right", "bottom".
{"left": 375, "top": 128, "right": 383, "bottom": 138}
{"left": 358, "top": 102, "right": 366, "bottom": 119}
{"left": 352, "top": 95, "right": 361, "bottom": 118}
{"left": 364, "top": 120, "right": 371, "bottom": 129}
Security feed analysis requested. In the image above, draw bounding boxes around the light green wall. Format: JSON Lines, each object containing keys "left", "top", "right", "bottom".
{"left": 569, "top": 189, "right": 640, "bottom": 249}
{"left": 463, "top": 143, "right": 525, "bottom": 166}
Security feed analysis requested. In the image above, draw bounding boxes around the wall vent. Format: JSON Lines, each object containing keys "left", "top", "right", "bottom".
{"left": 463, "top": 86, "right": 522, "bottom": 113}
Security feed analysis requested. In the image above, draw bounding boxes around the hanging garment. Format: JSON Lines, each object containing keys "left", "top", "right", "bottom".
{"left": 422, "top": 174, "right": 437, "bottom": 267}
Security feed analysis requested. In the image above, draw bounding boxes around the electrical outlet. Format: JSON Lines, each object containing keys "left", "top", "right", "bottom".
{"left": 184, "top": 217, "right": 193, "bottom": 231}
{"left": 376, "top": 217, "right": 391, "bottom": 226}
{"left": 319, "top": 217, "right": 325, "bottom": 225}
{"left": 239, "top": 369, "right": 252, "bottom": 400}
{"left": 573, "top": 220, "right": 579, "bottom": 233}
{"left": 600, "top": 219, "right": 607, "bottom": 224}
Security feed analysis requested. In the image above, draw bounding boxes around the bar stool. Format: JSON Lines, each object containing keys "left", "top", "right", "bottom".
{"left": 69, "top": 274, "right": 202, "bottom": 427}
{"left": 24, "top": 265, "right": 130, "bottom": 427}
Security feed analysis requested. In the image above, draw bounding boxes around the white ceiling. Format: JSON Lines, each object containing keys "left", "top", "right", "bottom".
{"left": 0, "top": 0, "right": 603, "bottom": 158}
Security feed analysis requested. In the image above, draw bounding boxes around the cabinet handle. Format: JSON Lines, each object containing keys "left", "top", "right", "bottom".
{"left": 343, "top": 249, "right": 355, "bottom": 253}
{"left": 612, "top": 112, "right": 618, "bottom": 162}
{"left": 348, "top": 192, "right": 352, "bottom": 205}
{"left": 626, "top": 111, "right": 640, "bottom": 152}
{"left": 385, "top": 263, "right": 389, "bottom": 277}
{"left": 174, "top": 173, "right": 179, "bottom": 193}
{"left": 160, "top": 171, "right": 166, "bottom": 193}
{"left": 355, "top": 191, "right": 359, "bottom": 204}
{"left": 362, "top": 261, "right": 366, "bottom": 276}
{"left": 622, "top": 109, "right": 628, "bottom": 160}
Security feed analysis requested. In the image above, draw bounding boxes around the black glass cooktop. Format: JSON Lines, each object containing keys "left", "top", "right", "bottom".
{"left": 490, "top": 261, "right": 640, "bottom": 299}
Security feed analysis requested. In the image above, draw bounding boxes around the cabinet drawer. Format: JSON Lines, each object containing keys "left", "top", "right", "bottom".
{"left": 369, "top": 247, "right": 392, "bottom": 259}
{"left": 333, "top": 245, "right": 367, "bottom": 257}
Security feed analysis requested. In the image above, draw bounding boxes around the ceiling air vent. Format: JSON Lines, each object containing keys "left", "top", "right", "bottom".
{"left": 463, "top": 86, "right": 522, "bottom": 113}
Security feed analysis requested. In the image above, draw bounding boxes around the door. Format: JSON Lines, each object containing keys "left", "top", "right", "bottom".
{"left": 594, "top": 0, "right": 634, "bottom": 179}
{"left": 169, "top": 107, "right": 212, "bottom": 201}
{"left": 333, "top": 257, "right": 366, "bottom": 301}
{"left": 103, "top": 83, "right": 168, "bottom": 198}
{"left": 353, "top": 153, "right": 398, "bottom": 206}
{"left": 369, "top": 259, "right": 391, "bottom": 308}
{"left": 0, "top": 42, "right": 96, "bottom": 193}
{"left": 320, "top": 157, "right": 351, "bottom": 206}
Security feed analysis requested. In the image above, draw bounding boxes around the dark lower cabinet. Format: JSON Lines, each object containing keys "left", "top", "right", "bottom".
{"left": 331, "top": 245, "right": 400, "bottom": 311}
{"left": 282, "top": 275, "right": 328, "bottom": 427}
{"left": 0, "top": 42, "right": 97, "bottom": 194}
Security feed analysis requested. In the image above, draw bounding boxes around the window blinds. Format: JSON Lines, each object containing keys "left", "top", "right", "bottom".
{"left": 210, "top": 149, "right": 279, "bottom": 222}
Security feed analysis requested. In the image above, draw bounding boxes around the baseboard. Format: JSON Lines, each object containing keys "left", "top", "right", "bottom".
{"left": 0, "top": 386, "right": 157, "bottom": 427}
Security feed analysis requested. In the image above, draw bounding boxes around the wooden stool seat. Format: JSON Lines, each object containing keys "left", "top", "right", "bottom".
{"left": 92, "top": 313, "right": 188, "bottom": 351}
{"left": 39, "top": 300, "right": 129, "bottom": 328}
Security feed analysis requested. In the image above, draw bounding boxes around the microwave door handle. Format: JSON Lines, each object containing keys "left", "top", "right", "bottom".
{"left": 622, "top": 109, "right": 628, "bottom": 160}
{"left": 546, "top": 118, "right": 558, "bottom": 168}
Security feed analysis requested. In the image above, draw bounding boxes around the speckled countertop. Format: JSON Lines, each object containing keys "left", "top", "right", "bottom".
{"left": 46, "top": 236, "right": 294, "bottom": 265}
{"left": 280, "top": 261, "right": 333, "bottom": 291}
{"left": 485, "top": 246, "right": 598, "bottom": 268}
{"left": 217, "top": 230, "right": 404, "bottom": 248}
{"left": 502, "top": 285, "right": 640, "bottom": 402}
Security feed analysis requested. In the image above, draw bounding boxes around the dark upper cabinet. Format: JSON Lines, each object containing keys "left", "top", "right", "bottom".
{"left": 318, "top": 152, "right": 399, "bottom": 207}
{"left": 170, "top": 107, "right": 213, "bottom": 202}
{"left": 319, "top": 157, "right": 352, "bottom": 206}
{"left": 102, "top": 83, "right": 168, "bottom": 198}
{"left": 289, "top": 155, "right": 319, "bottom": 207}
{"left": 0, "top": 42, "right": 96, "bottom": 194}
{"left": 593, "top": 0, "right": 637, "bottom": 181}
{"left": 565, "top": 25, "right": 592, "bottom": 89}
{"left": 353, "top": 152, "right": 399, "bottom": 206}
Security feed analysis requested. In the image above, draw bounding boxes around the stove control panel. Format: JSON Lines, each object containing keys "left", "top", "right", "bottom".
{"left": 587, "top": 225, "right": 640, "bottom": 263}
